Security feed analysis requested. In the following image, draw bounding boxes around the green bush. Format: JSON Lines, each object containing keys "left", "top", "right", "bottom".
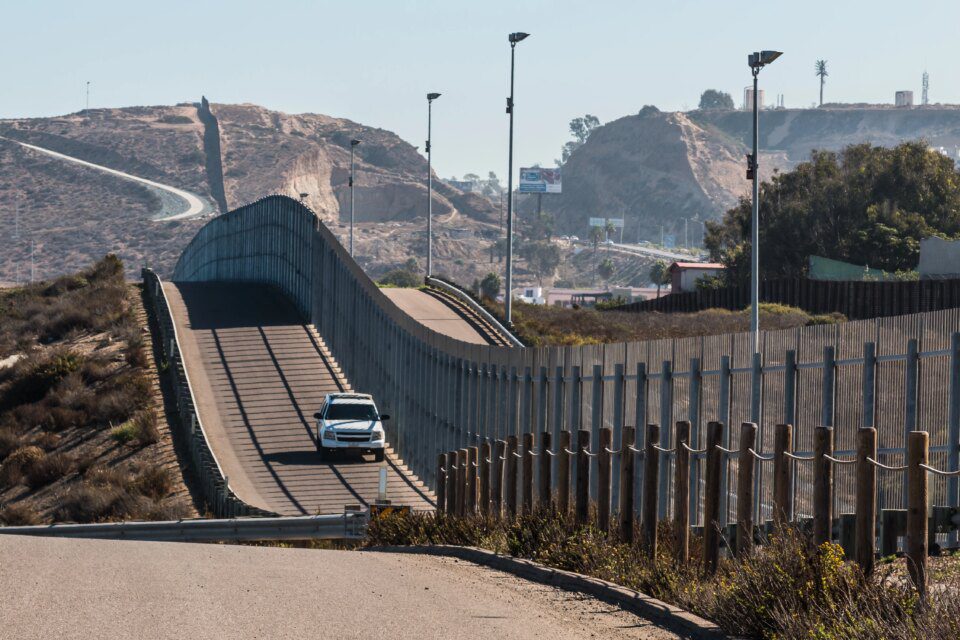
{"left": 378, "top": 269, "right": 421, "bottom": 288}
{"left": 110, "top": 422, "right": 139, "bottom": 445}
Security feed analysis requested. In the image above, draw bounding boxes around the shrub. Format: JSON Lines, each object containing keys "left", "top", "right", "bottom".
{"left": 132, "top": 409, "right": 160, "bottom": 446}
{"left": 378, "top": 269, "right": 421, "bottom": 288}
{"left": 132, "top": 463, "right": 173, "bottom": 500}
{"left": 0, "top": 350, "right": 85, "bottom": 409}
{"left": 53, "top": 485, "right": 150, "bottom": 523}
{"left": 0, "top": 445, "right": 44, "bottom": 486}
{"left": 110, "top": 422, "right": 139, "bottom": 445}
{"left": 0, "top": 428, "right": 21, "bottom": 461}
{"left": 25, "top": 452, "right": 75, "bottom": 489}
{"left": 0, "top": 502, "right": 41, "bottom": 526}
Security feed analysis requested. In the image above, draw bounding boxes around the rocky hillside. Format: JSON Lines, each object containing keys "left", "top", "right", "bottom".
{"left": 552, "top": 106, "right": 960, "bottom": 242}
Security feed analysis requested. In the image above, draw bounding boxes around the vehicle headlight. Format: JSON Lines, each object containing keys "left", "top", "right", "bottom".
{"left": 371, "top": 428, "right": 384, "bottom": 441}
{"left": 323, "top": 428, "right": 337, "bottom": 440}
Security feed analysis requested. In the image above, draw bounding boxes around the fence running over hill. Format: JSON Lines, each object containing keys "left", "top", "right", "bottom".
{"left": 621, "top": 277, "right": 960, "bottom": 320}
{"left": 172, "top": 195, "right": 960, "bottom": 542}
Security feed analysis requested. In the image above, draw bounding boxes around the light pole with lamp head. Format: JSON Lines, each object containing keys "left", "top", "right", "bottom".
{"left": 747, "top": 50, "right": 781, "bottom": 354}
{"left": 349, "top": 138, "right": 361, "bottom": 257}
{"left": 426, "top": 92, "right": 441, "bottom": 277}
{"left": 504, "top": 31, "right": 529, "bottom": 326}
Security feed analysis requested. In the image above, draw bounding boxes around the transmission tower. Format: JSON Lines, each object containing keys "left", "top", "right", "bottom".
{"left": 922, "top": 71, "right": 929, "bottom": 106}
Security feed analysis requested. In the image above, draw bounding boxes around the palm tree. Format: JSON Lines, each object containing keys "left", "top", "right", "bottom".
{"left": 604, "top": 219, "right": 617, "bottom": 254}
{"left": 649, "top": 260, "right": 669, "bottom": 298}
{"left": 815, "top": 60, "right": 828, "bottom": 107}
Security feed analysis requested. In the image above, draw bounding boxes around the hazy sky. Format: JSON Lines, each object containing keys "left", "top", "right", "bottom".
{"left": 3, "top": 1, "right": 958, "bottom": 178}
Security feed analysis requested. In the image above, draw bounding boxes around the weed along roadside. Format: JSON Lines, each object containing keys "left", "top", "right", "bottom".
{"left": 363, "top": 424, "right": 960, "bottom": 640}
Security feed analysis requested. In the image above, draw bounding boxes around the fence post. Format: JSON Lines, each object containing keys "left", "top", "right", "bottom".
{"left": 466, "top": 446, "right": 478, "bottom": 515}
{"left": 492, "top": 439, "right": 505, "bottom": 516}
{"left": 855, "top": 428, "right": 877, "bottom": 574}
{"left": 506, "top": 436, "right": 518, "bottom": 517}
{"left": 457, "top": 448, "right": 468, "bottom": 516}
{"left": 737, "top": 422, "right": 757, "bottom": 556}
{"left": 558, "top": 430, "right": 571, "bottom": 515}
{"left": 703, "top": 421, "right": 723, "bottom": 575}
{"left": 436, "top": 453, "right": 447, "bottom": 513}
{"left": 620, "top": 426, "right": 636, "bottom": 543}
{"left": 479, "top": 441, "right": 491, "bottom": 516}
{"left": 522, "top": 432, "right": 534, "bottom": 513}
{"left": 907, "top": 430, "right": 928, "bottom": 597}
{"left": 674, "top": 420, "right": 691, "bottom": 564}
{"left": 813, "top": 426, "right": 834, "bottom": 545}
{"left": 773, "top": 424, "right": 793, "bottom": 525}
{"left": 598, "top": 427, "right": 612, "bottom": 533}
{"left": 539, "top": 431, "right": 552, "bottom": 508}
{"left": 576, "top": 429, "right": 590, "bottom": 525}
{"left": 642, "top": 423, "right": 660, "bottom": 558}
{"left": 446, "top": 450, "right": 457, "bottom": 516}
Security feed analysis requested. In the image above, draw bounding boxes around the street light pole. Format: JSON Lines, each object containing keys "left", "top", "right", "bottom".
{"left": 505, "top": 31, "right": 529, "bottom": 326}
{"left": 349, "top": 139, "right": 361, "bottom": 257}
{"left": 426, "top": 93, "right": 441, "bottom": 277}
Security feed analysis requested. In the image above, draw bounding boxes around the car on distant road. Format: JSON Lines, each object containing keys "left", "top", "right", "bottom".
{"left": 570, "top": 235, "right": 580, "bottom": 242}
{"left": 313, "top": 393, "right": 389, "bottom": 462}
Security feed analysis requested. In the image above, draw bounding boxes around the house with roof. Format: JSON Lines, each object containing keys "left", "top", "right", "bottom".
{"left": 669, "top": 262, "right": 725, "bottom": 293}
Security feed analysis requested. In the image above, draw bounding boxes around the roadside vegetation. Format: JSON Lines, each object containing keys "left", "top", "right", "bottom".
{"left": 366, "top": 508, "right": 960, "bottom": 640}
{"left": 0, "top": 255, "right": 194, "bottom": 525}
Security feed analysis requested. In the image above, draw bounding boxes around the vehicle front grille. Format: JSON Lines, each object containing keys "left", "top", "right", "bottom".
{"left": 333, "top": 432, "right": 371, "bottom": 442}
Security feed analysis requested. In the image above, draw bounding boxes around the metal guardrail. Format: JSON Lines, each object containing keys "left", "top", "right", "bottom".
{"left": 0, "top": 513, "right": 367, "bottom": 543}
{"left": 425, "top": 276, "right": 524, "bottom": 347}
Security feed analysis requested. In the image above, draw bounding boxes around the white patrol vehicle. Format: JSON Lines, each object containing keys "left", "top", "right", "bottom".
{"left": 313, "top": 393, "right": 389, "bottom": 462}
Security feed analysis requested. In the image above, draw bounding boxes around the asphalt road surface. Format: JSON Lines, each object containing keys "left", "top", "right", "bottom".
{"left": 0, "top": 535, "right": 683, "bottom": 640}
{"left": 165, "top": 281, "right": 434, "bottom": 515}
{"left": 382, "top": 288, "right": 489, "bottom": 345}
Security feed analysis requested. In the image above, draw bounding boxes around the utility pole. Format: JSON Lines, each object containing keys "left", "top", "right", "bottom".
{"left": 86, "top": 81, "right": 90, "bottom": 110}
{"left": 660, "top": 224, "right": 664, "bottom": 247}
{"left": 426, "top": 93, "right": 441, "bottom": 277}
{"left": 684, "top": 218, "right": 688, "bottom": 249}
{"left": 30, "top": 240, "right": 35, "bottom": 283}
{"left": 504, "top": 31, "right": 530, "bottom": 327}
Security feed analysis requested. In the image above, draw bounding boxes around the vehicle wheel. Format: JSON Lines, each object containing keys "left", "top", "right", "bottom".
{"left": 318, "top": 446, "right": 327, "bottom": 461}
{"left": 374, "top": 450, "right": 385, "bottom": 463}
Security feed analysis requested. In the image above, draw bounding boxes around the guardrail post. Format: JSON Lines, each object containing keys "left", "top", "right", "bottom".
{"left": 492, "top": 439, "right": 505, "bottom": 517}
{"left": 598, "top": 427, "right": 612, "bottom": 533}
{"left": 642, "top": 423, "right": 660, "bottom": 558}
{"left": 674, "top": 420, "right": 690, "bottom": 563}
{"left": 907, "top": 430, "right": 928, "bottom": 597}
{"left": 855, "top": 427, "right": 877, "bottom": 574}
{"left": 506, "top": 435, "right": 519, "bottom": 517}
{"left": 736, "top": 422, "right": 757, "bottom": 556}
{"left": 558, "top": 430, "right": 571, "bottom": 515}
{"left": 522, "top": 433, "right": 534, "bottom": 514}
{"left": 813, "top": 426, "right": 834, "bottom": 545}
{"left": 773, "top": 423, "right": 793, "bottom": 525}
{"left": 466, "top": 446, "right": 478, "bottom": 515}
{"left": 619, "top": 426, "right": 636, "bottom": 543}
{"left": 703, "top": 421, "right": 723, "bottom": 575}
{"left": 576, "top": 429, "right": 590, "bottom": 525}
{"left": 456, "top": 448, "right": 468, "bottom": 516}
{"left": 538, "top": 431, "right": 551, "bottom": 508}
{"left": 480, "top": 441, "right": 491, "bottom": 516}
{"left": 436, "top": 453, "right": 447, "bottom": 513}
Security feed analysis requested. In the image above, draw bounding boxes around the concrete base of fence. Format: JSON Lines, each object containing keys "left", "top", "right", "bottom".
{"left": 367, "top": 545, "right": 727, "bottom": 639}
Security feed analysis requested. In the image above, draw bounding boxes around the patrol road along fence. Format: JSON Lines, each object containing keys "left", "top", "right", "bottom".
{"left": 172, "top": 195, "right": 960, "bottom": 548}
{"left": 435, "top": 424, "right": 960, "bottom": 597}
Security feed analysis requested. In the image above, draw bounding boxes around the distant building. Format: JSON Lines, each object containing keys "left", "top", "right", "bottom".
{"left": 668, "top": 262, "right": 725, "bottom": 293}
{"left": 895, "top": 91, "right": 914, "bottom": 107}
{"left": 515, "top": 286, "right": 668, "bottom": 309}
{"left": 743, "top": 87, "right": 764, "bottom": 111}
{"left": 919, "top": 237, "right": 960, "bottom": 279}
{"left": 448, "top": 179, "right": 479, "bottom": 193}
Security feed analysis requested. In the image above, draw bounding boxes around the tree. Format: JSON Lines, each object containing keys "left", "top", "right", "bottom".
{"left": 598, "top": 258, "right": 615, "bottom": 284}
{"left": 589, "top": 226, "right": 604, "bottom": 252}
{"left": 480, "top": 272, "right": 501, "bottom": 301}
{"left": 698, "top": 89, "right": 735, "bottom": 110}
{"left": 379, "top": 268, "right": 420, "bottom": 288}
{"left": 815, "top": 60, "right": 828, "bottom": 107}
{"left": 521, "top": 241, "right": 561, "bottom": 286}
{"left": 649, "top": 260, "right": 669, "bottom": 297}
{"left": 482, "top": 171, "right": 502, "bottom": 197}
{"left": 604, "top": 219, "right": 617, "bottom": 253}
{"left": 704, "top": 141, "right": 960, "bottom": 284}
{"left": 558, "top": 114, "right": 602, "bottom": 165}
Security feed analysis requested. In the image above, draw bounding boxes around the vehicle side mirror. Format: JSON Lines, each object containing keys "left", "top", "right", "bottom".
{"left": 313, "top": 412, "right": 322, "bottom": 420}
{"left": 379, "top": 414, "right": 390, "bottom": 421}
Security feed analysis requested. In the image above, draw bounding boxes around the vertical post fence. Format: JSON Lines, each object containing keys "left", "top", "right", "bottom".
{"left": 558, "top": 430, "right": 571, "bottom": 515}
{"left": 703, "top": 421, "right": 724, "bottom": 575}
{"left": 813, "top": 427, "right": 834, "bottom": 545}
{"left": 576, "top": 429, "right": 590, "bottom": 525}
{"left": 674, "top": 421, "right": 691, "bottom": 563}
{"left": 620, "top": 426, "right": 636, "bottom": 543}
{"left": 736, "top": 422, "right": 757, "bottom": 556}
{"left": 598, "top": 427, "right": 612, "bottom": 533}
{"left": 539, "top": 431, "right": 552, "bottom": 508}
{"left": 642, "top": 423, "right": 660, "bottom": 558}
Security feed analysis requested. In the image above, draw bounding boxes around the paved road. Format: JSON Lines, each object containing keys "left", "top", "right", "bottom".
{"left": 0, "top": 136, "right": 213, "bottom": 220}
{"left": 0, "top": 535, "right": 682, "bottom": 640}
{"left": 382, "top": 288, "right": 489, "bottom": 345}
{"left": 165, "top": 281, "right": 434, "bottom": 515}
{"left": 609, "top": 242, "right": 705, "bottom": 263}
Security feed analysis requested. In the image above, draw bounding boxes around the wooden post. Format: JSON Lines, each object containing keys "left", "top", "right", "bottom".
{"left": 538, "top": 431, "right": 552, "bottom": 508}
{"left": 576, "top": 429, "right": 590, "bottom": 525}
{"left": 466, "top": 446, "right": 478, "bottom": 515}
{"left": 642, "top": 423, "right": 660, "bottom": 558}
{"left": 773, "top": 424, "right": 793, "bottom": 526}
{"left": 736, "top": 422, "right": 757, "bottom": 556}
{"left": 598, "top": 427, "right": 613, "bottom": 533}
{"left": 446, "top": 450, "right": 457, "bottom": 516}
{"left": 813, "top": 426, "right": 833, "bottom": 545}
{"left": 522, "top": 432, "right": 534, "bottom": 513}
{"left": 855, "top": 428, "right": 877, "bottom": 574}
{"left": 703, "top": 421, "right": 723, "bottom": 575}
{"left": 436, "top": 453, "right": 447, "bottom": 513}
{"left": 479, "top": 441, "right": 491, "bottom": 516}
{"left": 558, "top": 430, "right": 571, "bottom": 515}
{"left": 457, "top": 448, "right": 468, "bottom": 516}
{"left": 506, "top": 435, "right": 518, "bottom": 517}
{"left": 492, "top": 440, "right": 505, "bottom": 516}
{"left": 907, "top": 430, "right": 928, "bottom": 597}
{"left": 619, "top": 426, "right": 636, "bottom": 543}
{"left": 674, "top": 420, "right": 691, "bottom": 563}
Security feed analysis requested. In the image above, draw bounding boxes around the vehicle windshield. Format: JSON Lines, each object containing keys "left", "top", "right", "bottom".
{"left": 325, "top": 403, "right": 378, "bottom": 421}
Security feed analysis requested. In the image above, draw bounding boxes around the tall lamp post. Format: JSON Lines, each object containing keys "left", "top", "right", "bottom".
{"left": 504, "top": 31, "right": 529, "bottom": 326}
{"left": 426, "top": 92, "right": 441, "bottom": 277}
{"left": 349, "top": 138, "right": 361, "bottom": 257}
{"left": 747, "top": 50, "right": 781, "bottom": 354}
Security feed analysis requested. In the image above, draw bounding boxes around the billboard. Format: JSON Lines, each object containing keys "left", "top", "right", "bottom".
{"left": 519, "top": 167, "right": 562, "bottom": 193}
{"left": 588, "top": 217, "right": 624, "bottom": 228}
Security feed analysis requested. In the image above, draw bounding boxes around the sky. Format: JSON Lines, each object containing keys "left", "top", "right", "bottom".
{"left": 3, "top": 0, "right": 959, "bottom": 179}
